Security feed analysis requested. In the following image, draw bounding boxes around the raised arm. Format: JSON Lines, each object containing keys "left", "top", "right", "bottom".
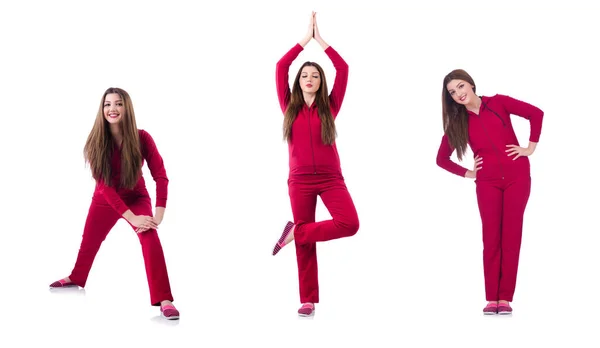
{"left": 313, "top": 12, "right": 348, "bottom": 115}
{"left": 324, "top": 47, "right": 348, "bottom": 116}
{"left": 275, "top": 13, "right": 315, "bottom": 114}
{"left": 275, "top": 45, "right": 303, "bottom": 114}
{"left": 436, "top": 134, "right": 470, "bottom": 177}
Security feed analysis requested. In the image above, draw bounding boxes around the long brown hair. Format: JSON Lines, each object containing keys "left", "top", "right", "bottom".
{"left": 283, "top": 62, "right": 336, "bottom": 145}
{"left": 442, "top": 69, "right": 476, "bottom": 161}
{"left": 83, "top": 87, "right": 142, "bottom": 189}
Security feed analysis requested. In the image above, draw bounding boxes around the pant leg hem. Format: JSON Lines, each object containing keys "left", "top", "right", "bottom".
{"left": 151, "top": 293, "right": 174, "bottom": 306}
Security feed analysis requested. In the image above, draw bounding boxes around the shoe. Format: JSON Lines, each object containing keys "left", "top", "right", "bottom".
{"left": 298, "top": 303, "right": 315, "bottom": 317}
{"left": 483, "top": 302, "right": 498, "bottom": 315}
{"left": 160, "top": 304, "right": 180, "bottom": 320}
{"left": 49, "top": 278, "right": 78, "bottom": 289}
{"left": 497, "top": 302, "right": 512, "bottom": 315}
{"left": 272, "top": 221, "right": 294, "bottom": 256}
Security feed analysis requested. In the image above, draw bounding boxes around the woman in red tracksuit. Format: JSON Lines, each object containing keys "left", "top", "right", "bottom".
{"left": 436, "top": 69, "right": 544, "bottom": 315}
{"left": 271, "top": 12, "right": 359, "bottom": 317}
{"left": 49, "top": 87, "right": 180, "bottom": 320}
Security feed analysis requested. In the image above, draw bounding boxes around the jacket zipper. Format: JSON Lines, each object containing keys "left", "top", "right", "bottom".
{"left": 482, "top": 100, "right": 506, "bottom": 127}
{"left": 307, "top": 105, "right": 317, "bottom": 174}
{"left": 479, "top": 100, "right": 507, "bottom": 180}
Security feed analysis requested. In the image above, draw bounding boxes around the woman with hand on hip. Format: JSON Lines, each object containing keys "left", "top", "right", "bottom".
{"left": 436, "top": 69, "right": 544, "bottom": 315}
{"left": 272, "top": 12, "right": 359, "bottom": 317}
{"left": 49, "top": 87, "right": 180, "bottom": 320}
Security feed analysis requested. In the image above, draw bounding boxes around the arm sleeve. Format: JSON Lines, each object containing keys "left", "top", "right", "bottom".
{"left": 140, "top": 130, "right": 169, "bottom": 208}
{"left": 436, "top": 134, "right": 469, "bottom": 177}
{"left": 496, "top": 94, "right": 544, "bottom": 142}
{"left": 97, "top": 180, "right": 130, "bottom": 216}
{"left": 275, "top": 44, "right": 304, "bottom": 114}
{"left": 324, "top": 46, "right": 349, "bottom": 116}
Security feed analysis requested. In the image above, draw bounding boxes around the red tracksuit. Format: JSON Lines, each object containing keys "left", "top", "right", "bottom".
{"left": 68, "top": 129, "right": 174, "bottom": 306}
{"left": 436, "top": 94, "right": 544, "bottom": 301}
{"left": 276, "top": 44, "right": 359, "bottom": 304}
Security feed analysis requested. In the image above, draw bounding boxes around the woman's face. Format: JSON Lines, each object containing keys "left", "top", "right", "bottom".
{"left": 299, "top": 66, "right": 321, "bottom": 94}
{"left": 103, "top": 93, "right": 124, "bottom": 124}
{"left": 446, "top": 79, "right": 476, "bottom": 105}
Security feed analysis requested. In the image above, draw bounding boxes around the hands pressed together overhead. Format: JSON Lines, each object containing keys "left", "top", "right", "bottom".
{"left": 300, "top": 11, "right": 329, "bottom": 50}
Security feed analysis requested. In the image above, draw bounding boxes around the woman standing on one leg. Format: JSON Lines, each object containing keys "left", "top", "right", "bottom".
{"left": 272, "top": 12, "right": 359, "bottom": 317}
{"left": 49, "top": 87, "right": 180, "bottom": 320}
{"left": 436, "top": 69, "right": 544, "bottom": 315}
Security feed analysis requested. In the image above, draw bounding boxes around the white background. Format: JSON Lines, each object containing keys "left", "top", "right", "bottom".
{"left": 1, "top": 0, "right": 599, "bottom": 347}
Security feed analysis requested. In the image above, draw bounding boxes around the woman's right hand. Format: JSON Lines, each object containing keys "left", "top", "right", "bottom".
{"left": 299, "top": 11, "right": 315, "bottom": 47}
{"left": 465, "top": 155, "right": 483, "bottom": 179}
{"left": 129, "top": 214, "right": 158, "bottom": 233}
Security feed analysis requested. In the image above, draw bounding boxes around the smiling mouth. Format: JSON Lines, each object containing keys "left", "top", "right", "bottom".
{"left": 108, "top": 113, "right": 119, "bottom": 118}
{"left": 459, "top": 95, "right": 466, "bottom": 101}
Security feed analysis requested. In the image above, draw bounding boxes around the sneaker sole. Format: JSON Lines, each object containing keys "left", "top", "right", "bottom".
{"left": 298, "top": 311, "right": 315, "bottom": 317}
{"left": 483, "top": 312, "right": 497, "bottom": 315}
{"left": 273, "top": 222, "right": 294, "bottom": 256}
{"left": 49, "top": 285, "right": 79, "bottom": 289}
{"left": 498, "top": 312, "right": 512, "bottom": 315}
{"left": 161, "top": 313, "right": 180, "bottom": 320}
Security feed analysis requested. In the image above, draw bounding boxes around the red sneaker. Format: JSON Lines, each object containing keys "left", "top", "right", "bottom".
{"left": 298, "top": 303, "right": 315, "bottom": 317}
{"left": 160, "top": 304, "right": 180, "bottom": 320}
{"left": 497, "top": 302, "right": 512, "bottom": 315}
{"left": 483, "top": 302, "right": 498, "bottom": 315}
{"left": 272, "top": 221, "right": 294, "bottom": 256}
{"left": 49, "top": 278, "right": 78, "bottom": 289}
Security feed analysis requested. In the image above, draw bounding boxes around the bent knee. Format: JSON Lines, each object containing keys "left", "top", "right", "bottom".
{"left": 344, "top": 219, "right": 359, "bottom": 237}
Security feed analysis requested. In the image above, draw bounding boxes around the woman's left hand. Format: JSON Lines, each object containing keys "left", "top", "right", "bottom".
{"left": 505, "top": 144, "right": 534, "bottom": 160}
{"left": 135, "top": 217, "right": 160, "bottom": 233}
{"left": 136, "top": 208, "right": 165, "bottom": 233}
{"left": 312, "top": 12, "right": 329, "bottom": 50}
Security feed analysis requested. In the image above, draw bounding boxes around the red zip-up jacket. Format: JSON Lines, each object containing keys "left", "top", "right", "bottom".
{"left": 92, "top": 129, "right": 169, "bottom": 215}
{"left": 276, "top": 43, "right": 349, "bottom": 175}
{"left": 436, "top": 94, "right": 544, "bottom": 181}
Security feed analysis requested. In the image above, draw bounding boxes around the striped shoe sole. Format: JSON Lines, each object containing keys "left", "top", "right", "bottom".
{"left": 272, "top": 221, "right": 294, "bottom": 256}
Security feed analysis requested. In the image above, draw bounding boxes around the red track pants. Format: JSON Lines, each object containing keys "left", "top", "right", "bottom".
{"left": 68, "top": 195, "right": 174, "bottom": 306}
{"left": 288, "top": 174, "right": 359, "bottom": 304}
{"left": 476, "top": 176, "right": 531, "bottom": 302}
